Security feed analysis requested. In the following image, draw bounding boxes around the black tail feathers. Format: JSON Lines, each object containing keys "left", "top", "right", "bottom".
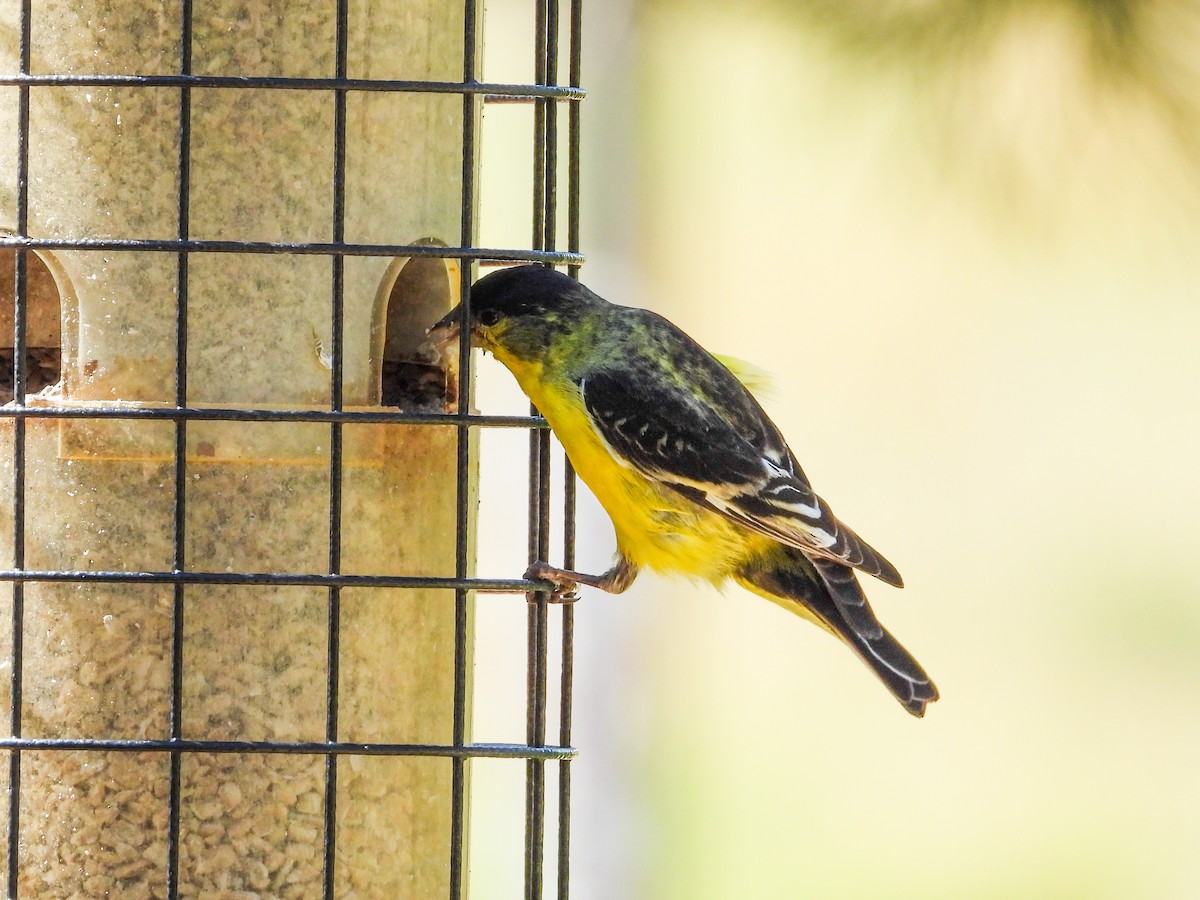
{"left": 737, "top": 550, "right": 939, "bottom": 717}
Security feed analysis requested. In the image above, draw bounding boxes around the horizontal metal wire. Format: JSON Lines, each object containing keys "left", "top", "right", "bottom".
{"left": 0, "top": 73, "right": 585, "bottom": 102}
{"left": 0, "top": 568, "right": 553, "bottom": 592}
{"left": 0, "top": 738, "right": 577, "bottom": 761}
{"left": 0, "top": 405, "right": 547, "bottom": 427}
{"left": 0, "top": 235, "right": 584, "bottom": 265}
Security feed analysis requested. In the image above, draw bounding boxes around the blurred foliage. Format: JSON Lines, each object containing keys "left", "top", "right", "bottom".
{"left": 635, "top": 0, "right": 1200, "bottom": 241}
{"left": 779, "top": 0, "right": 1160, "bottom": 73}
{"left": 793, "top": 0, "right": 1200, "bottom": 145}
{"left": 639, "top": 0, "right": 1198, "bottom": 92}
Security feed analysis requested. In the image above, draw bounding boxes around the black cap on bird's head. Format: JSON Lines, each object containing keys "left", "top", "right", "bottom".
{"left": 427, "top": 265, "right": 604, "bottom": 361}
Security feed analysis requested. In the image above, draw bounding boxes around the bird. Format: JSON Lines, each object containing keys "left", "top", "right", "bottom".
{"left": 427, "top": 265, "right": 938, "bottom": 716}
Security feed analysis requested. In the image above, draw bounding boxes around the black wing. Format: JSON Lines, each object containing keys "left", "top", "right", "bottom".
{"left": 580, "top": 367, "right": 767, "bottom": 486}
{"left": 580, "top": 337, "right": 902, "bottom": 587}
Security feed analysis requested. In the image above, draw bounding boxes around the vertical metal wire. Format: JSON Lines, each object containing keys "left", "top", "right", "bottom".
{"left": 543, "top": 0, "right": 560, "bottom": 252}
{"left": 321, "top": 1, "right": 351, "bottom": 895}
{"left": 6, "top": 1, "right": 32, "bottom": 894}
{"left": 523, "top": 1, "right": 568, "bottom": 897}
{"left": 524, "top": 441, "right": 550, "bottom": 900}
{"left": 450, "top": 3, "right": 480, "bottom": 897}
{"left": 166, "top": 2, "right": 195, "bottom": 897}
{"left": 566, "top": 0, "right": 583, "bottom": 285}
{"left": 540, "top": 0, "right": 562, "bottom": 891}
{"left": 557, "top": 4, "right": 584, "bottom": 895}
{"left": 525, "top": 1, "right": 554, "bottom": 897}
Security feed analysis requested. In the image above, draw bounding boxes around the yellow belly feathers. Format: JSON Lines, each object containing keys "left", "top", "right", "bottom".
{"left": 500, "top": 356, "right": 772, "bottom": 581}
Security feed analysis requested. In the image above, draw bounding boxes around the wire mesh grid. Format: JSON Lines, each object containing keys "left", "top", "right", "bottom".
{"left": 0, "top": 0, "right": 582, "bottom": 896}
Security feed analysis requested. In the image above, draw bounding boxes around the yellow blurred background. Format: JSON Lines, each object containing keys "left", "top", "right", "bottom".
{"left": 471, "top": 1, "right": 1200, "bottom": 897}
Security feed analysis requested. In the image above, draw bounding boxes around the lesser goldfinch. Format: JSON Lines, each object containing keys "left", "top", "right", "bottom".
{"left": 430, "top": 265, "right": 938, "bottom": 716}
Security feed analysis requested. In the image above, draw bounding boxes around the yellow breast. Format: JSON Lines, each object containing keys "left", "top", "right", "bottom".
{"left": 499, "top": 355, "right": 768, "bottom": 581}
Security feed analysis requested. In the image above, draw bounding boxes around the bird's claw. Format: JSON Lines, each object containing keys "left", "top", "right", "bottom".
{"left": 524, "top": 561, "right": 579, "bottom": 603}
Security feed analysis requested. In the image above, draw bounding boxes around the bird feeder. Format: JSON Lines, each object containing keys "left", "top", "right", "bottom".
{"left": 0, "top": 0, "right": 476, "bottom": 895}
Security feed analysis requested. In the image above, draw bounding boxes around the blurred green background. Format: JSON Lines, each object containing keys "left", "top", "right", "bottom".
{"left": 471, "top": 1, "right": 1200, "bottom": 897}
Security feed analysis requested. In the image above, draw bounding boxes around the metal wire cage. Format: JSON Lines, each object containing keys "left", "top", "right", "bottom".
{"left": 0, "top": 0, "right": 582, "bottom": 897}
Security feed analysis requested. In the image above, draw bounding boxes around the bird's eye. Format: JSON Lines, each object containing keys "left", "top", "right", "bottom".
{"left": 477, "top": 308, "right": 503, "bottom": 327}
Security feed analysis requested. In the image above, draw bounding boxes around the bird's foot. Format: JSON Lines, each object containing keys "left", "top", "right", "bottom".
{"left": 524, "top": 557, "right": 639, "bottom": 598}
{"left": 524, "top": 561, "right": 581, "bottom": 603}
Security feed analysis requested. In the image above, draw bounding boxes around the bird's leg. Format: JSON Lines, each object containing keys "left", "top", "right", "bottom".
{"left": 525, "top": 556, "right": 639, "bottom": 602}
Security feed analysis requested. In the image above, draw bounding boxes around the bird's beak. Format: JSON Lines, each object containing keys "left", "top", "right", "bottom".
{"left": 423, "top": 307, "right": 467, "bottom": 358}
